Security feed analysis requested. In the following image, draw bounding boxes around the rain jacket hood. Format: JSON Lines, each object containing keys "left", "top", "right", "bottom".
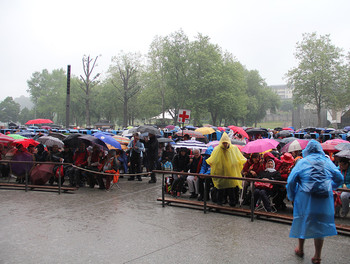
{"left": 206, "top": 132, "right": 246, "bottom": 189}
{"left": 204, "top": 146, "right": 214, "bottom": 156}
{"left": 302, "top": 139, "right": 325, "bottom": 157}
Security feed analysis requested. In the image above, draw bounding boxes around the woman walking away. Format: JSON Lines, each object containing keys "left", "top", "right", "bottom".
{"left": 286, "top": 140, "right": 343, "bottom": 264}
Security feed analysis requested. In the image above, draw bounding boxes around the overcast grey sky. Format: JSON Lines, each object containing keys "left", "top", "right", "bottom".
{"left": 1, "top": 0, "right": 349, "bottom": 101}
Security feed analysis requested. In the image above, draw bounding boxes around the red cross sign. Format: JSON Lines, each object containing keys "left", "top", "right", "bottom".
{"left": 178, "top": 109, "right": 191, "bottom": 124}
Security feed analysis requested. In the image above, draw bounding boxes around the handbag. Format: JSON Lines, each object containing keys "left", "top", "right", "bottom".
{"left": 254, "top": 181, "right": 273, "bottom": 190}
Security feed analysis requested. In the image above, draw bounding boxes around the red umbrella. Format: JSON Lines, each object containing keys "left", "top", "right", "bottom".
{"left": 13, "top": 138, "right": 40, "bottom": 148}
{"left": 25, "top": 119, "right": 53, "bottom": 125}
{"left": 321, "top": 139, "right": 349, "bottom": 152}
{"left": 217, "top": 127, "right": 227, "bottom": 132}
{"left": 282, "top": 127, "right": 294, "bottom": 131}
{"left": 228, "top": 125, "right": 249, "bottom": 139}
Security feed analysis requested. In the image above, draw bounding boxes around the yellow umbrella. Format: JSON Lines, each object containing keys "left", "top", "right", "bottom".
{"left": 195, "top": 127, "right": 216, "bottom": 135}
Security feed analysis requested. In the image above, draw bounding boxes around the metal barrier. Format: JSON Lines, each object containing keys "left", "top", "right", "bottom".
{"left": 153, "top": 170, "right": 350, "bottom": 222}
{"left": 0, "top": 160, "right": 151, "bottom": 194}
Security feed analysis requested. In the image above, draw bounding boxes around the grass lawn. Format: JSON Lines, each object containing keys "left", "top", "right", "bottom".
{"left": 255, "top": 121, "right": 286, "bottom": 129}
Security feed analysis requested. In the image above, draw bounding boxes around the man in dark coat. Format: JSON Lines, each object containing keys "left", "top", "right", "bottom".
{"left": 146, "top": 133, "right": 158, "bottom": 183}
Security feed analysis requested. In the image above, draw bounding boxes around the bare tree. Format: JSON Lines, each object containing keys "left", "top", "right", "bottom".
{"left": 109, "top": 52, "right": 143, "bottom": 127}
{"left": 80, "top": 55, "right": 100, "bottom": 127}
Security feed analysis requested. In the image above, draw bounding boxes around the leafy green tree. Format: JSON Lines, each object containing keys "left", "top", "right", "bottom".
{"left": 0, "top": 97, "right": 20, "bottom": 122}
{"left": 18, "top": 107, "right": 35, "bottom": 124}
{"left": 286, "top": 32, "right": 347, "bottom": 126}
{"left": 244, "top": 70, "right": 280, "bottom": 126}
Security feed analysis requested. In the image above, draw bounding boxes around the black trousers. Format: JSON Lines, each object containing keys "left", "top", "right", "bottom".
{"left": 254, "top": 189, "right": 272, "bottom": 212}
{"left": 198, "top": 177, "right": 212, "bottom": 200}
{"left": 130, "top": 153, "right": 142, "bottom": 179}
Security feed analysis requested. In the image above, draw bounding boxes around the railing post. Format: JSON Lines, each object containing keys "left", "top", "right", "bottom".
{"left": 250, "top": 180, "right": 255, "bottom": 222}
{"left": 25, "top": 170, "right": 28, "bottom": 192}
{"left": 58, "top": 166, "right": 61, "bottom": 195}
{"left": 162, "top": 173, "right": 165, "bottom": 207}
{"left": 203, "top": 177, "right": 207, "bottom": 214}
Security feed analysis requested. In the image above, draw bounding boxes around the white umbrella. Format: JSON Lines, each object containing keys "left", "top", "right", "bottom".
{"left": 174, "top": 140, "right": 208, "bottom": 151}
{"left": 37, "top": 136, "right": 64, "bottom": 148}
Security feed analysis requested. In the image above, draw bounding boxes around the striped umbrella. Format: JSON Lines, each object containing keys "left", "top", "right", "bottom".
{"left": 174, "top": 140, "right": 208, "bottom": 151}
{"left": 112, "top": 135, "right": 131, "bottom": 145}
{"left": 0, "top": 134, "right": 15, "bottom": 144}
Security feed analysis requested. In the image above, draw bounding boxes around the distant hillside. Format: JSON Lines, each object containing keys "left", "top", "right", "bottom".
{"left": 14, "top": 95, "right": 33, "bottom": 110}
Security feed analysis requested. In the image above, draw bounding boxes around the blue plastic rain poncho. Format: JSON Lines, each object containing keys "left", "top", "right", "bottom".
{"left": 286, "top": 140, "right": 344, "bottom": 239}
{"left": 206, "top": 132, "right": 246, "bottom": 189}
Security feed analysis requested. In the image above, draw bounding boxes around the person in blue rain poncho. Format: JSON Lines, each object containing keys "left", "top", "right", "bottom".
{"left": 286, "top": 140, "right": 343, "bottom": 264}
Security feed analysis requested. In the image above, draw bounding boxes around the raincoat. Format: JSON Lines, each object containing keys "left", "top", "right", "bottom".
{"left": 206, "top": 132, "right": 246, "bottom": 189}
{"left": 286, "top": 140, "right": 343, "bottom": 239}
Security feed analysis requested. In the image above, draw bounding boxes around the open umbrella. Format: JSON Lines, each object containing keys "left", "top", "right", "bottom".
{"left": 335, "top": 143, "right": 350, "bottom": 151}
{"left": 48, "top": 132, "right": 67, "bottom": 141}
{"left": 62, "top": 133, "right": 84, "bottom": 148}
{"left": 195, "top": 127, "right": 216, "bottom": 135}
{"left": 174, "top": 139, "right": 208, "bottom": 151}
{"left": 112, "top": 135, "right": 131, "bottom": 145}
{"left": 165, "top": 125, "right": 175, "bottom": 130}
{"left": 217, "top": 127, "right": 227, "bottom": 132}
{"left": 0, "top": 134, "right": 15, "bottom": 144}
{"left": 280, "top": 139, "right": 309, "bottom": 153}
{"left": 321, "top": 139, "right": 349, "bottom": 152}
{"left": 93, "top": 132, "right": 121, "bottom": 149}
{"left": 335, "top": 150, "right": 350, "bottom": 159}
{"left": 7, "top": 134, "right": 27, "bottom": 140}
{"left": 25, "top": 119, "right": 53, "bottom": 125}
{"left": 175, "top": 130, "right": 205, "bottom": 138}
{"left": 157, "top": 137, "right": 174, "bottom": 143}
{"left": 37, "top": 136, "right": 64, "bottom": 148}
{"left": 13, "top": 138, "right": 39, "bottom": 148}
{"left": 241, "top": 139, "right": 279, "bottom": 153}
{"left": 228, "top": 126, "right": 249, "bottom": 139}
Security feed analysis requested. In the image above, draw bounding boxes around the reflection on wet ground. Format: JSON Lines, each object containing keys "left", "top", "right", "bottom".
{"left": 1, "top": 175, "right": 350, "bottom": 264}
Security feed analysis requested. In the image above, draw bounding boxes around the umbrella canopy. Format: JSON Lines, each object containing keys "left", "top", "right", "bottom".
{"left": 195, "top": 127, "right": 216, "bottom": 135}
{"left": 157, "top": 137, "right": 174, "bottom": 143}
{"left": 217, "top": 127, "right": 227, "bottom": 132}
{"left": 175, "top": 130, "right": 205, "bottom": 138}
{"left": 13, "top": 138, "right": 39, "bottom": 148}
{"left": 10, "top": 151, "right": 34, "bottom": 177}
{"left": 165, "top": 125, "right": 175, "bottom": 130}
{"left": 335, "top": 150, "right": 350, "bottom": 159}
{"left": 37, "top": 136, "right": 64, "bottom": 148}
{"left": 282, "top": 127, "right": 294, "bottom": 131}
{"left": 112, "top": 135, "right": 131, "bottom": 145}
{"left": 344, "top": 126, "right": 350, "bottom": 131}
{"left": 7, "top": 134, "right": 27, "bottom": 140}
{"left": 335, "top": 142, "right": 350, "bottom": 151}
{"left": 207, "top": 140, "right": 245, "bottom": 148}
{"left": 48, "top": 132, "right": 67, "bottom": 140}
{"left": 184, "top": 125, "right": 197, "bottom": 130}
{"left": 25, "top": 119, "right": 53, "bottom": 125}
{"left": 93, "top": 132, "right": 122, "bottom": 149}
{"left": 241, "top": 139, "right": 279, "bottom": 153}
{"left": 228, "top": 126, "right": 249, "bottom": 139}
{"left": 276, "top": 130, "right": 293, "bottom": 138}
{"left": 0, "top": 134, "right": 15, "bottom": 144}
{"left": 62, "top": 133, "right": 84, "bottom": 148}
{"left": 245, "top": 128, "right": 268, "bottom": 138}
{"left": 279, "top": 137, "right": 297, "bottom": 144}
{"left": 329, "top": 129, "right": 346, "bottom": 134}
{"left": 130, "top": 125, "right": 161, "bottom": 136}
{"left": 321, "top": 139, "right": 349, "bottom": 152}
{"left": 174, "top": 139, "right": 208, "bottom": 151}
{"left": 280, "top": 139, "right": 309, "bottom": 153}
{"left": 79, "top": 135, "right": 108, "bottom": 149}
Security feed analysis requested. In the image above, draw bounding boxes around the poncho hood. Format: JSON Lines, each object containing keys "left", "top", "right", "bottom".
{"left": 219, "top": 132, "right": 231, "bottom": 149}
{"left": 302, "top": 140, "right": 325, "bottom": 157}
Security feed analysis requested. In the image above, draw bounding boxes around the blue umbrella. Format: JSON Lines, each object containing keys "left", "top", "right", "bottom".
{"left": 93, "top": 132, "right": 121, "bottom": 149}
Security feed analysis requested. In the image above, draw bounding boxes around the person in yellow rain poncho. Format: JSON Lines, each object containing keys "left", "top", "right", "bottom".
{"left": 206, "top": 132, "right": 247, "bottom": 206}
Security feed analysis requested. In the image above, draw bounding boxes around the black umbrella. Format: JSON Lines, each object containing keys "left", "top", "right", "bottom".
{"left": 48, "top": 131, "right": 67, "bottom": 140}
{"left": 62, "top": 133, "right": 83, "bottom": 148}
{"left": 79, "top": 135, "right": 108, "bottom": 150}
{"left": 276, "top": 130, "right": 293, "bottom": 138}
{"left": 335, "top": 142, "right": 350, "bottom": 151}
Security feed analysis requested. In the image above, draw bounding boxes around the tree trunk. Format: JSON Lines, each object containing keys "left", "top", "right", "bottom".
{"left": 123, "top": 95, "right": 128, "bottom": 127}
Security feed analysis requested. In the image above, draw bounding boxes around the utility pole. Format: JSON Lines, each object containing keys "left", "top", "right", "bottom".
{"left": 66, "top": 65, "right": 71, "bottom": 129}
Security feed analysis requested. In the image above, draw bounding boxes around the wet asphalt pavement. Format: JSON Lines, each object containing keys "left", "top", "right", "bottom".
{"left": 1, "top": 175, "right": 350, "bottom": 264}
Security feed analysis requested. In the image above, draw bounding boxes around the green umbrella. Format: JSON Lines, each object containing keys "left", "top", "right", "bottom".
{"left": 7, "top": 134, "right": 27, "bottom": 140}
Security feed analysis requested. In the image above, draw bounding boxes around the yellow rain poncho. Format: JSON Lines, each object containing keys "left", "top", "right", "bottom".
{"left": 206, "top": 132, "right": 246, "bottom": 189}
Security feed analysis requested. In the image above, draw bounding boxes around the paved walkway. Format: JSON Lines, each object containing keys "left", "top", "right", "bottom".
{"left": 1, "top": 176, "right": 350, "bottom": 264}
